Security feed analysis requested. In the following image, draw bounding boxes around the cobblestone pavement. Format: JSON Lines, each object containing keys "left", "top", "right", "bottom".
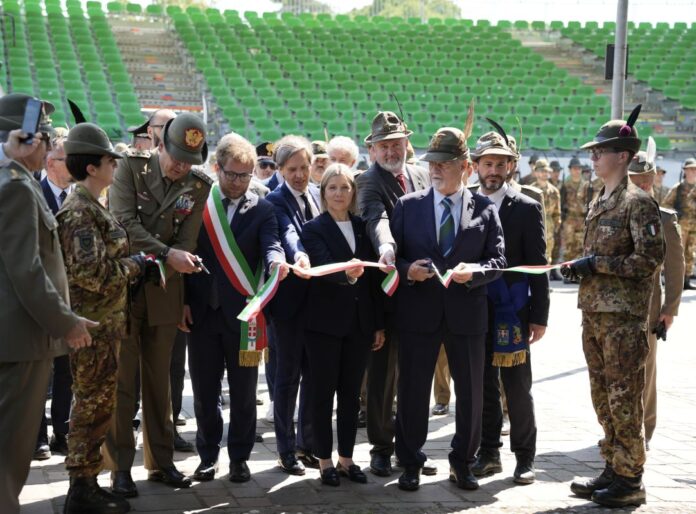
{"left": 21, "top": 283, "right": 696, "bottom": 513}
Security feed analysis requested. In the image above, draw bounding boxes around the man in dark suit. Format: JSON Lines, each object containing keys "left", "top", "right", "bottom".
{"left": 467, "top": 131, "right": 550, "bottom": 485}
{"left": 355, "top": 112, "right": 430, "bottom": 477}
{"left": 32, "top": 133, "right": 75, "bottom": 459}
{"left": 182, "top": 133, "right": 286, "bottom": 482}
{"left": 391, "top": 127, "right": 506, "bottom": 491}
{"left": 265, "top": 136, "right": 320, "bottom": 475}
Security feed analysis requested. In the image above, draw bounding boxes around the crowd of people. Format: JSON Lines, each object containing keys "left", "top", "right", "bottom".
{"left": 0, "top": 91, "right": 686, "bottom": 514}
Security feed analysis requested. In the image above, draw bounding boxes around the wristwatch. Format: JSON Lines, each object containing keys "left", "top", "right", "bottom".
{"left": 158, "top": 246, "right": 170, "bottom": 261}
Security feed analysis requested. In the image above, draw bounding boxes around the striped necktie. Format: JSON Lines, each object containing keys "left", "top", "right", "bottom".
{"left": 439, "top": 197, "right": 455, "bottom": 257}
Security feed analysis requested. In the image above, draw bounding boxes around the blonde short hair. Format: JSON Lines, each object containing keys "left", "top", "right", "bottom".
{"left": 319, "top": 163, "right": 357, "bottom": 213}
{"left": 273, "top": 135, "right": 312, "bottom": 169}
{"left": 216, "top": 132, "right": 256, "bottom": 168}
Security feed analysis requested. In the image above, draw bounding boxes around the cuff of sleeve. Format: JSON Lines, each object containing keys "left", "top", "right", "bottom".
{"left": 294, "top": 252, "right": 308, "bottom": 263}
{"left": 378, "top": 243, "right": 395, "bottom": 257}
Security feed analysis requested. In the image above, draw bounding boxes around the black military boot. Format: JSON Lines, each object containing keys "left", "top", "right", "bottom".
{"left": 570, "top": 464, "right": 614, "bottom": 498}
{"left": 471, "top": 448, "right": 502, "bottom": 477}
{"left": 64, "top": 476, "right": 131, "bottom": 514}
{"left": 591, "top": 474, "right": 646, "bottom": 507}
{"left": 684, "top": 277, "right": 694, "bottom": 290}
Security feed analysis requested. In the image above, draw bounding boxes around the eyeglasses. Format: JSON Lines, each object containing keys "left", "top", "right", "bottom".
{"left": 220, "top": 169, "right": 253, "bottom": 182}
{"left": 588, "top": 148, "right": 618, "bottom": 160}
{"left": 149, "top": 124, "right": 165, "bottom": 129}
{"left": 259, "top": 161, "right": 277, "bottom": 170}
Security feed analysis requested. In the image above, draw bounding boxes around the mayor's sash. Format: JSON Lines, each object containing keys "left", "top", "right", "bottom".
{"left": 202, "top": 184, "right": 268, "bottom": 367}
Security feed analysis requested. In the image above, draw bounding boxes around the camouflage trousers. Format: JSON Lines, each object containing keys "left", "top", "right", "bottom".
{"left": 679, "top": 220, "right": 696, "bottom": 277}
{"left": 562, "top": 217, "right": 585, "bottom": 262}
{"left": 65, "top": 337, "right": 119, "bottom": 478}
{"left": 545, "top": 225, "right": 556, "bottom": 264}
{"left": 551, "top": 225, "right": 561, "bottom": 263}
{"left": 582, "top": 311, "right": 648, "bottom": 478}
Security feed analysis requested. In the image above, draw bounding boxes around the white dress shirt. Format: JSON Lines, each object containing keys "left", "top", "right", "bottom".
{"left": 220, "top": 193, "right": 241, "bottom": 224}
{"left": 286, "top": 183, "right": 320, "bottom": 218}
{"left": 336, "top": 220, "right": 356, "bottom": 253}
{"left": 481, "top": 182, "right": 508, "bottom": 212}
{"left": 433, "top": 187, "right": 464, "bottom": 242}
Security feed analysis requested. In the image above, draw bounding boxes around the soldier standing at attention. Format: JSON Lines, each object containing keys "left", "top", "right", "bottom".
{"left": 560, "top": 157, "right": 587, "bottom": 264}
{"left": 58, "top": 123, "right": 160, "bottom": 514}
{"left": 0, "top": 94, "right": 97, "bottom": 514}
{"left": 652, "top": 166, "right": 669, "bottom": 205}
{"left": 531, "top": 159, "right": 561, "bottom": 265}
{"left": 104, "top": 114, "right": 212, "bottom": 496}
{"left": 562, "top": 106, "right": 664, "bottom": 508}
{"left": 661, "top": 158, "right": 696, "bottom": 289}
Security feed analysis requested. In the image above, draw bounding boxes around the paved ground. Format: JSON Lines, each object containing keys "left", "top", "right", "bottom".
{"left": 20, "top": 282, "right": 696, "bottom": 513}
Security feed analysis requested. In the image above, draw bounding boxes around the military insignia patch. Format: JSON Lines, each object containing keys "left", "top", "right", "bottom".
{"left": 430, "top": 132, "right": 446, "bottom": 149}
{"left": 266, "top": 142, "right": 274, "bottom": 155}
{"left": 185, "top": 128, "right": 204, "bottom": 149}
{"left": 646, "top": 223, "right": 657, "bottom": 236}
{"left": 174, "top": 193, "right": 195, "bottom": 216}
{"left": 497, "top": 324, "right": 509, "bottom": 346}
{"left": 76, "top": 232, "right": 95, "bottom": 253}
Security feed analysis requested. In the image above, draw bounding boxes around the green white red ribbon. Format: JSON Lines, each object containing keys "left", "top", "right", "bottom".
{"left": 237, "top": 265, "right": 281, "bottom": 323}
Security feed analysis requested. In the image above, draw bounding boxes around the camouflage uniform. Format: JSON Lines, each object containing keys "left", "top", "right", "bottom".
{"left": 57, "top": 185, "right": 141, "bottom": 478}
{"left": 652, "top": 184, "right": 669, "bottom": 205}
{"left": 662, "top": 182, "right": 696, "bottom": 278}
{"left": 534, "top": 181, "right": 561, "bottom": 263}
{"left": 561, "top": 177, "right": 587, "bottom": 261}
{"left": 578, "top": 178, "right": 664, "bottom": 478}
{"left": 579, "top": 177, "right": 603, "bottom": 215}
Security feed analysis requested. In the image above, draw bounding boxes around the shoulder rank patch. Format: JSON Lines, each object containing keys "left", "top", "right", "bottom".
{"left": 190, "top": 167, "right": 213, "bottom": 186}
{"left": 126, "top": 147, "right": 151, "bottom": 159}
{"left": 645, "top": 222, "right": 658, "bottom": 237}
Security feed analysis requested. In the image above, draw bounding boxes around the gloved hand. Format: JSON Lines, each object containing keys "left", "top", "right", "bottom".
{"left": 130, "top": 254, "right": 162, "bottom": 286}
{"left": 560, "top": 255, "right": 596, "bottom": 282}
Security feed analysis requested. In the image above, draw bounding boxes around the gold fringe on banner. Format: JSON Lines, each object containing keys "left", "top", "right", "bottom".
{"left": 492, "top": 350, "right": 527, "bottom": 368}
{"left": 238, "top": 347, "right": 269, "bottom": 367}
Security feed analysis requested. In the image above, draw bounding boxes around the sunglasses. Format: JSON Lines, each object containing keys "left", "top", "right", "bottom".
{"left": 259, "top": 161, "right": 277, "bottom": 169}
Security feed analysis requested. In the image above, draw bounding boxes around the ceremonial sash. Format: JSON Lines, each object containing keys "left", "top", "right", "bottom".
{"left": 202, "top": 185, "right": 268, "bottom": 367}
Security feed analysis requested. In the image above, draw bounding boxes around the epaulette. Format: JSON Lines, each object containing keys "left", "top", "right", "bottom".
{"left": 660, "top": 206, "right": 677, "bottom": 216}
{"left": 190, "top": 167, "right": 214, "bottom": 186}
{"left": 2, "top": 166, "right": 28, "bottom": 181}
{"left": 125, "top": 147, "right": 150, "bottom": 159}
{"left": 467, "top": 183, "right": 480, "bottom": 191}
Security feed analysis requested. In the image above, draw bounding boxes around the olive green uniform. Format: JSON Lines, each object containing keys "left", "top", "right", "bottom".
{"left": 578, "top": 178, "right": 664, "bottom": 478}
{"left": 661, "top": 182, "right": 696, "bottom": 278}
{"left": 57, "top": 185, "right": 141, "bottom": 478}
{"left": 104, "top": 150, "right": 211, "bottom": 472}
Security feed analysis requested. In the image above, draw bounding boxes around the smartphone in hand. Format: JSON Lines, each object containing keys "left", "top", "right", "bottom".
{"left": 21, "top": 98, "right": 43, "bottom": 145}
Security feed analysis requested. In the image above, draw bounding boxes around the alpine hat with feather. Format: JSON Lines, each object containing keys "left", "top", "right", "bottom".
{"left": 581, "top": 104, "right": 642, "bottom": 153}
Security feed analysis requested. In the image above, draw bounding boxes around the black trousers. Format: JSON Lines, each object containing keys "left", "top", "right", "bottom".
{"left": 170, "top": 330, "right": 187, "bottom": 422}
{"left": 37, "top": 355, "right": 72, "bottom": 445}
{"left": 188, "top": 309, "right": 257, "bottom": 463}
{"left": 305, "top": 328, "right": 371, "bottom": 459}
{"left": 272, "top": 316, "right": 312, "bottom": 456}
{"left": 480, "top": 338, "right": 537, "bottom": 462}
{"left": 395, "top": 326, "right": 485, "bottom": 468}
{"left": 366, "top": 316, "right": 398, "bottom": 457}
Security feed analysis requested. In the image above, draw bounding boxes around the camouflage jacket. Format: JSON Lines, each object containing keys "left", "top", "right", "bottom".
{"left": 57, "top": 184, "right": 141, "bottom": 339}
{"left": 578, "top": 177, "right": 665, "bottom": 319}
{"left": 579, "top": 177, "right": 603, "bottom": 215}
{"left": 662, "top": 181, "right": 696, "bottom": 221}
{"left": 561, "top": 177, "right": 586, "bottom": 219}
{"left": 533, "top": 181, "right": 561, "bottom": 232}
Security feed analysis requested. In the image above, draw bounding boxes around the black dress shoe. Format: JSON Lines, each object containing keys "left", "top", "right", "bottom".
{"left": 471, "top": 449, "right": 502, "bottom": 477}
{"left": 320, "top": 466, "right": 340, "bottom": 486}
{"left": 684, "top": 278, "right": 695, "bottom": 290}
{"left": 357, "top": 410, "right": 367, "bottom": 428}
{"left": 33, "top": 443, "right": 51, "bottom": 461}
{"left": 174, "top": 417, "right": 186, "bottom": 427}
{"left": 111, "top": 471, "right": 138, "bottom": 498}
{"left": 513, "top": 460, "right": 535, "bottom": 485}
{"left": 431, "top": 403, "right": 449, "bottom": 416}
{"left": 296, "top": 449, "right": 320, "bottom": 469}
{"left": 49, "top": 433, "right": 68, "bottom": 455}
{"left": 173, "top": 431, "right": 195, "bottom": 452}
{"left": 148, "top": 465, "right": 192, "bottom": 488}
{"left": 229, "top": 460, "right": 251, "bottom": 483}
{"left": 570, "top": 465, "right": 615, "bottom": 498}
{"left": 278, "top": 453, "right": 305, "bottom": 475}
{"left": 449, "top": 463, "right": 479, "bottom": 490}
{"left": 369, "top": 454, "right": 392, "bottom": 477}
{"left": 192, "top": 461, "right": 217, "bottom": 482}
{"left": 398, "top": 467, "right": 421, "bottom": 491}
{"left": 591, "top": 475, "right": 646, "bottom": 507}
{"left": 337, "top": 463, "right": 367, "bottom": 483}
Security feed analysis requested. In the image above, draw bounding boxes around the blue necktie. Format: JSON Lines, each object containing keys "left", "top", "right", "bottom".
{"left": 439, "top": 197, "right": 455, "bottom": 257}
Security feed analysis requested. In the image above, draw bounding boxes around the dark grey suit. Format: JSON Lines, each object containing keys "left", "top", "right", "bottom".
{"left": 356, "top": 162, "right": 430, "bottom": 458}
{"left": 0, "top": 162, "right": 78, "bottom": 514}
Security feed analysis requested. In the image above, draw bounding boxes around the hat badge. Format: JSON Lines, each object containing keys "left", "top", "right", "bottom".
{"left": 431, "top": 131, "right": 446, "bottom": 150}
{"left": 184, "top": 128, "right": 204, "bottom": 149}
{"left": 266, "top": 142, "right": 274, "bottom": 154}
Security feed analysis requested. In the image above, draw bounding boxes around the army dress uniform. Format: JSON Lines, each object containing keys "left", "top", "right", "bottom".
{"left": 565, "top": 111, "right": 664, "bottom": 507}
{"left": 104, "top": 115, "right": 212, "bottom": 481}
{"left": 661, "top": 161, "right": 696, "bottom": 284}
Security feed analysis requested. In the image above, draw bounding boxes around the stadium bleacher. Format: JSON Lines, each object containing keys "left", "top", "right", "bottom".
{"left": 0, "top": 1, "right": 693, "bottom": 151}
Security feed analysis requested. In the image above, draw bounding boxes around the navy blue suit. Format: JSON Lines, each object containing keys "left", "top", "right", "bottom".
{"left": 265, "top": 183, "right": 320, "bottom": 457}
{"left": 37, "top": 178, "right": 72, "bottom": 447}
{"left": 390, "top": 187, "right": 506, "bottom": 468}
{"left": 301, "top": 212, "right": 384, "bottom": 458}
{"left": 185, "top": 191, "right": 283, "bottom": 465}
